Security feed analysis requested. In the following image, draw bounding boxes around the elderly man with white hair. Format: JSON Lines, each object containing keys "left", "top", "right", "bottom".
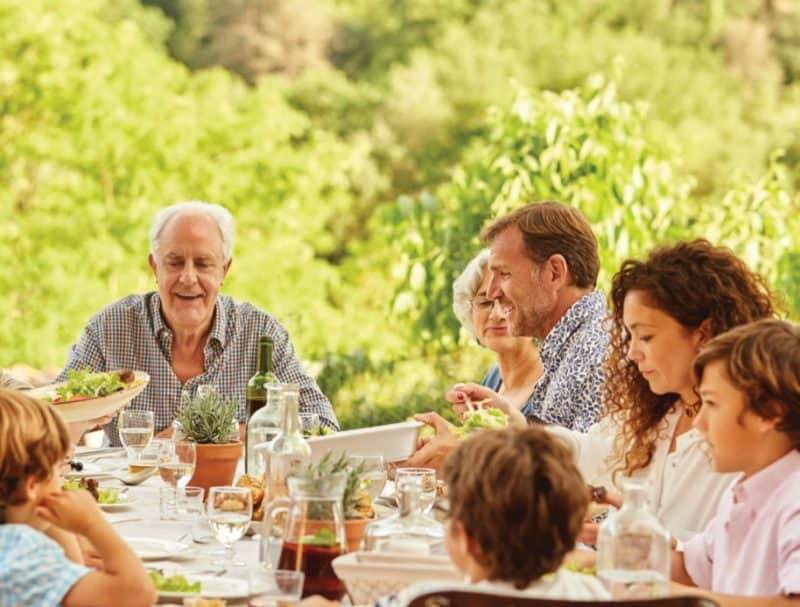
{"left": 59, "top": 201, "right": 338, "bottom": 446}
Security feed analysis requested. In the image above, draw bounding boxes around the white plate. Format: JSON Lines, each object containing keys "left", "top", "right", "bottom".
{"left": 126, "top": 537, "right": 194, "bottom": 561}
{"left": 63, "top": 462, "right": 118, "bottom": 480}
{"left": 29, "top": 371, "right": 150, "bottom": 423}
{"left": 306, "top": 421, "right": 423, "bottom": 463}
{"left": 99, "top": 492, "right": 136, "bottom": 512}
{"left": 157, "top": 575, "right": 249, "bottom": 601}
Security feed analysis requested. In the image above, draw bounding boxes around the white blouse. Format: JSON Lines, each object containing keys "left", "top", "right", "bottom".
{"left": 547, "top": 409, "right": 736, "bottom": 542}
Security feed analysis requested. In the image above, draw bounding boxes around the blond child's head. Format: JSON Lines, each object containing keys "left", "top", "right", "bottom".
{"left": 693, "top": 319, "right": 800, "bottom": 474}
{"left": 0, "top": 388, "right": 71, "bottom": 523}
{"left": 442, "top": 425, "right": 589, "bottom": 589}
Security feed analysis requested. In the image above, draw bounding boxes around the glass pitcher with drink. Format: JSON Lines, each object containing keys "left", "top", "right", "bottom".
{"left": 262, "top": 471, "right": 348, "bottom": 600}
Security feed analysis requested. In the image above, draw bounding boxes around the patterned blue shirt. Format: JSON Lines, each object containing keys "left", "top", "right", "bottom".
{"left": 519, "top": 290, "right": 608, "bottom": 431}
{"left": 59, "top": 292, "right": 338, "bottom": 445}
{"left": 0, "top": 524, "right": 90, "bottom": 607}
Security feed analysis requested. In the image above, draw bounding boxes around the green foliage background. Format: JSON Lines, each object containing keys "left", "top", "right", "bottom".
{"left": 2, "top": 0, "right": 799, "bottom": 428}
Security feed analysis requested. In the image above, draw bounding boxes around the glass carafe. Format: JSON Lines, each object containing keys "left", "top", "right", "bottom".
{"left": 363, "top": 479, "right": 445, "bottom": 554}
{"left": 263, "top": 472, "right": 348, "bottom": 600}
{"left": 266, "top": 383, "right": 311, "bottom": 500}
{"left": 246, "top": 383, "right": 283, "bottom": 476}
{"left": 597, "top": 477, "right": 671, "bottom": 599}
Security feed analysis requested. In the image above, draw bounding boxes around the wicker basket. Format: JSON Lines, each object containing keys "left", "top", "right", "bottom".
{"left": 332, "top": 551, "right": 462, "bottom": 605}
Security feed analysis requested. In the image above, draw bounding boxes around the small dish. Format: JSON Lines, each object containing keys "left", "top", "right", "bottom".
{"left": 99, "top": 491, "right": 136, "bottom": 512}
{"left": 156, "top": 574, "right": 249, "bottom": 601}
{"left": 125, "top": 537, "right": 195, "bottom": 561}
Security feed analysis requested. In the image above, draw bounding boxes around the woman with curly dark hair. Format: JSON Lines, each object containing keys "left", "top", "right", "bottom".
{"left": 549, "top": 239, "right": 776, "bottom": 542}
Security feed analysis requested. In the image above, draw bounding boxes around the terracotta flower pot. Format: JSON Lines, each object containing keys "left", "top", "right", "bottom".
{"left": 297, "top": 517, "right": 371, "bottom": 553}
{"left": 189, "top": 441, "right": 244, "bottom": 497}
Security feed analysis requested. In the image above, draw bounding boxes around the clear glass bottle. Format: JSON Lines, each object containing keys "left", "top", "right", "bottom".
{"left": 363, "top": 479, "right": 445, "bottom": 554}
{"left": 246, "top": 383, "right": 283, "bottom": 476}
{"left": 597, "top": 478, "right": 671, "bottom": 599}
{"left": 265, "top": 384, "right": 311, "bottom": 501}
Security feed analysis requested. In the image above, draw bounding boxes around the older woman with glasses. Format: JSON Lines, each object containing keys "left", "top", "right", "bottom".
{"left": 402, "top": 250, "right": 542, "bottom": 470}
{"left": 453, "top": 250, "right": 542, "bottom": 408}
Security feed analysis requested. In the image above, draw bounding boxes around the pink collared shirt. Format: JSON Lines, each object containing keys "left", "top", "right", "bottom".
{"left": 682, "top": 449, "right": 800, "bottom": 596}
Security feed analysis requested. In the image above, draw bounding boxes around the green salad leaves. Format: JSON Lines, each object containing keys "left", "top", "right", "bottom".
{"left": 149, "top": 571, "right": 201, "bottom": 593}
{"left": 454, "top": 408, "right": 508, "bottom": 438}
{"left": 52, "top": 368, "right": 127, "bottom": 403}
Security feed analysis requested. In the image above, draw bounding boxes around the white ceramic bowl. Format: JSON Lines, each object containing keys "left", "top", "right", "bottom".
{"left": 332, "top": 551, "right": 461, "bottom": 605}
{"left": 306, "top": 420, "right": 423, "bottom": 463}
{"left": 29, "top": 371, "right": 149, "bottom": 423}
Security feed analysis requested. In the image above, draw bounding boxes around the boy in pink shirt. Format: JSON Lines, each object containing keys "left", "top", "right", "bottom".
{"left": 671, "top": 319, "right": 800, "bottom": 606}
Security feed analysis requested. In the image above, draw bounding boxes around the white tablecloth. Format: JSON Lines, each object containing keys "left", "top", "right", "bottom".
{"left": 77, "top": 449, "right": 260, "bottom": 605}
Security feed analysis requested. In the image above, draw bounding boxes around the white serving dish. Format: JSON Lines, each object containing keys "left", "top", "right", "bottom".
{"left": 29, "top": 371, "right": 149, "bottom": 423}
{"left": 306, "top": 421, "right": 423, "bottom": 463}
{"left": 332, "top": 551, "right": 461, "bottom": 605}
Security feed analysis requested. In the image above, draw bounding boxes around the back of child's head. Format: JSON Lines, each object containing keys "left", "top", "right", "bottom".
{"left": 442, "top": 425, "right": 588, "bottom": 589}
{"left": 694, "top": 318, "right": 800, "bottom": 450}
{"left": 0, "top": 388, "right": 71, "bottom": 520}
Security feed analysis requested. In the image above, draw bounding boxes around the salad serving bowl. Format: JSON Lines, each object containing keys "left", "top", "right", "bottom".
{"left": 29, "top": 370, "right": 150, "bottom": 422}
{"left": 305, "top": 420, "right": 423, "bottom": 463}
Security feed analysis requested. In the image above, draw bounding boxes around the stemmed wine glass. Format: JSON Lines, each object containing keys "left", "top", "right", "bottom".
{"left": 349, "top": 454, "right": 388, "bottom": 500}
{"left": 158, "top": 440, "right": 197, "bottom": 515}
{"left": 207, "top": 486, "right": 253, "bottom": 569}
{"left": 118, "top": 410, "right": 154, "bottom": 465}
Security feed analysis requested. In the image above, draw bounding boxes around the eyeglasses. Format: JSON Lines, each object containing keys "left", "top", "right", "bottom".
{"left": 471, "top": 297, "right": 496, "bottom": 311}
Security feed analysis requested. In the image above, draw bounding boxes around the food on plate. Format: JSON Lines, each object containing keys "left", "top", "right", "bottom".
{"left": 235, "top": 474, "right": 265, "bottom": 521}
{"left": 63, "top": 478, "right": 122, "bottom": 505}
{"left": 302, "top": 424, "right": 336, "bottom": 438}
{"left": 49, "top": 368, "right": 141, "bottom": 404}
{"left": 149, "top": 570, "right": 201, "bottom": 593}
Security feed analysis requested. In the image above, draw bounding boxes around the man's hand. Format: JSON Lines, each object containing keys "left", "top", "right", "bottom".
{"left": 399, "top": 413, "right": 459, "bottom": 473}
{"left": 446, "top": 382, "right": 527, "bottom": 427}
{"left": 37, "top": 489, "right": 104, "bottom": 537}
{"left": 155, "top": 425, "right": 174, "bottom": 439}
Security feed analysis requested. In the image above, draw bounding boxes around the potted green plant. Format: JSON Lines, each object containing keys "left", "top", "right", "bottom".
{"left": 294, "top": 452, "right": 376, "bottom": 552}
{"left": 175, "top": 390, "right": 243, "bottom": 496}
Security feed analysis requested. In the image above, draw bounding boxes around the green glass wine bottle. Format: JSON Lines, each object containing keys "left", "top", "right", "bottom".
{"left": 246, "top": 336, "right": 277, "bottom": 417}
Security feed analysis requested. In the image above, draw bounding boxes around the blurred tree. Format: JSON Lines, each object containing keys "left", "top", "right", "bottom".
{"left": 385, "top": 75, "right": 800, "bottom": 349}
{"left": 143, "top": 0, "right": 334, "bottom": 82}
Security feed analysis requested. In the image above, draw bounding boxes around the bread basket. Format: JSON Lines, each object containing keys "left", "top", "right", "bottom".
{"left": 332, "top": 551, "right": 462, "bottom": 605}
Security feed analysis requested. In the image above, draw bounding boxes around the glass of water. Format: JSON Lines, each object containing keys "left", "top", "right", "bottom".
{"left": 349, "top": 454, "right": 387, "bottom": 500}
{"left": 157, "top": 440, "right": 196, "bottom": 490}
{"left": 118, "top": 410, "right": 154, "bottom": 458}
{"left": 249, "top": 568, "right": 304, "bottom": 607}
{"left": 207, "top": 486, "right": 252, "bottom": 569}
{"left": 395, "top": 467, "right": 436, "bottom": 513}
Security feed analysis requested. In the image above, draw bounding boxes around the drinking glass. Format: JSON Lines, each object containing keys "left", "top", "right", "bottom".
{"left": 349, "top": 454, "right": 387, "bottom": 500}
{"left": 249, "top": 569, "right": 305, "bottom": 607}
{"left": 118, "top": 410, "right": 154, "bottom": 458}
{"left": 299, "top": 413, "right": 320, "bottom": 437}
{"left": 127, "top": 437, "right": 163, "bottom": 474}
{"left": 157, "top": 440, "right": 197, "bottom": 490}
{"left": 395, "top": 468, "right": 436, "bottom": 513}
{"left": 207, "top": 486, "right": 252, "bottom": 568}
